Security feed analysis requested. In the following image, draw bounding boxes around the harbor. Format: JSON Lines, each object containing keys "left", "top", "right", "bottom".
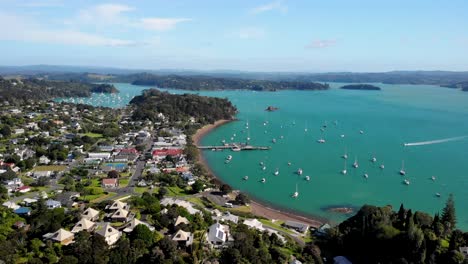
{"left": 197, "top": 143, "right": 271, "bottom": 151}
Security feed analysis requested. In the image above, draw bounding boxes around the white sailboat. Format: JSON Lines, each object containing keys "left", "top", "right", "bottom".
{"left": 243, "top": 176, "right": 249, "bottom": 180}
{"left": 292, "top": 184, "right": 299, "bottom": 198}
{"left": 342, "top": 147, "right": 348, "bottom": 159}
{"left": 353, "top": 157, "right": 359, "bottom": 168}
{"left": 399, "top": 160, "right": 406, "bottom": 176}
{"left": 274, "top": 169, "right": 279, "bottom": 176}
{"left": 261, "top": 178, "right": 266, "bottom": 183}
{"left": 305, "top": 175, "right": 310, "bottom": 181}
{"left": 431, "top": 176, "right": 436, "bottom": 181}
{"left": 371, "top": 156, "right": 377, "bottom": 163}
{"left": 403, "top": 179, "right": 410, "bottom": 185}
{"left": 363, "top": 173, "right": 369, "bottom": 179}
{"left": 297, "top": 168, "right": 303, "bottom": 175}
{"left": 342, "top": 160, "right": 347, "bottom": 175}
{"left": 380, "top": 163, "right": 385, "bottom": 169}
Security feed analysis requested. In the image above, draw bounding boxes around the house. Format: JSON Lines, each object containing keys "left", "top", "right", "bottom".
{"left": 110, "top": 208, "right": 131, "bottom": 222}
{"left": 55, "top": 192, "right": 80, "bottom": 208}
{"left": 106, "top": 200, "right": 130, "bottom": 211}
{"left": 175, "top": 216, "right": 190, "bottom": 226}
{"left": 81, "top": 207, "right": 100, "bottom": 221}
{"left": 102, "top": 178, "right": 118, "bottom": 188}
{"left": 33, "top": 171, "right": 52, "bottom": 179}
{"left": 243, "top": 219, "right": 264, "bottom": 231}
{"left": 46, "top": 199, "right": 61, "bottom": 209}
{"left": 95, "top": 223, "right": 122, "bottom": 246}
{"left": 290, "top": 259, "right": 303, "bottom": 264}
{"left": 207, "top": 223, "right": 230, "bottom": 247}
{"left": 39, "top": 155, "right": 51, "bottom": 165}
{"left": 14, "top": 207, "right": 31, "bottom": 216}
{"left": 17, "top": 185, "right": 31, "bottom": 193}
{"left": 14, "top": 129, "right": 25, "bottom": 135}
{"left": 160, "top": 198, "right": 200, "bottom": 215}
{"left": 4, "top": 178, "right": 23, "bottom": 188}
{"left": 87, "top": 152, "right": 111, "bottom": 160}
{"left": 315, "top": 223, "right": 331, "bottom": 237}
{"left": 71, "top": 218, "right": 96, "bottom": 233}
{"left": 172, "top": 229, "right": 194, "bottom": 247}
{"left": 43, "top": 228, "right": 74, "bottom": 246}
{"left": 123, "top": 218, "right": 155, "bottom": 233}
{"left": 22, "top": 198, "right": 38, "bottom": 206}
{"left": 214, "top": 212, "right": 239, "bottom": 224}
{"left": 2, "top": 201, "right": 20, "bottom": 210}
{"left": 460, "top": 246, "right": 468, "bottom": 258}
{"left": 152, "top": 148, "right": 183, "bottom": 160}
{"left": 137, "top": 179, "right": 148, "bottom": 187}
{"left": 99, "top": 145, "right": 114, "bottom": 152}
{"left": 283, "top": 220, "right": 309, "bottom": 234}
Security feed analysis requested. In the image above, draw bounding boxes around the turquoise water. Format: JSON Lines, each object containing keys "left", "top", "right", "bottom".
{"left": 65, "top": 82, "right": 468, "bottom": 229}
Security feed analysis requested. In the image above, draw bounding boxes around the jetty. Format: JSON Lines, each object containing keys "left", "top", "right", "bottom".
{"left": 197, "top": 143, "right": 270, "bottom": 151}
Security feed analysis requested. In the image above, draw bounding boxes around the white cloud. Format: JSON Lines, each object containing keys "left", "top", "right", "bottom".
{"left": 236, "top": 27, "right": 266, "bottom": 39}
{"left": 138, "top": 18, "right": 191, "bottom": 31}
{"left": 74, "top": 3, "right": 134, "bottom": 25}
{"left": 0, "top": 12, "right": 138, "bottom": 46}
{"left": 305, "top": 39, "right": 337, "bottom": 49}
{"left": 250, "top": 0, "right": 287, "bottom": 15}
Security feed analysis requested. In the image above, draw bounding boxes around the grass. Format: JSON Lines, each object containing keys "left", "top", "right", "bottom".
{"left": 230, "top": 205, "right": 252, "bottom": 214}
{"left": 88, "top": 192, "right": 116, "bottom": 203}
{"left": 135, "top": 186, "right": 158, "bottom": 194}
{"left": 259, "top": 219, "right": 295, "bottom": 235}
{"left": 186, "top": 197, "right": 205, "bottom": 207}
{"left": 119, "top": 179, "right": 129, "bottom": 188}
{"left": 83, "top": 132, "right": 103, "bottom": 138}
{"left": 90, "top": 178, "right": 101, "bottom": 187}
{"left": 34, "top": 165, "right": 67, "bottom": 171}
{"left": 166, "top": 186, "right": 189, "bottom": 197}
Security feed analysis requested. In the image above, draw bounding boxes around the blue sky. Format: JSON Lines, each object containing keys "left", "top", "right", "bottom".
{"left": 0, "top": 0, "right": 467, "bottom": 72}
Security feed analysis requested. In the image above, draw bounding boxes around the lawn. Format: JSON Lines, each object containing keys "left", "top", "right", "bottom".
{"left": 119, "top": 179, "right": 129, "bottom": 188}
{"left": 166, "top": 186, "right": 189, "bottom": 197}
{"left": 83, "top": 132, "right": 103, "bottom": 138}
{"left": 91, "top": 192, "right": 116, "bottom": 203}
{"left": 135, "top": 186, "right": 158, "bottom": 194}
{"left": 259, "top": 219, "right": 296, "bottom": 235}
{"left": 186, "top": 197, "right": 205, "bottom": 207}
{"left": 34, "top": 165, "right": 67, "bottom": 171}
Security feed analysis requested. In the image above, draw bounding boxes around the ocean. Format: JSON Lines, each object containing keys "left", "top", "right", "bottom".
{"left": 60, "top": 82, "right": 468, "bottom": 229}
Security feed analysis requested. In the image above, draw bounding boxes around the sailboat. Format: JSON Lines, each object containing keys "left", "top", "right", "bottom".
{"left": 342, "top": 160, "right": 347, "bottom": 175}
{"left": 243, "top": 176, "right": 249, "bottom": 180}
{"left": 371, "top": 155, "right": 377, "bottom": 163}
{"left": 292, "top": 184, "right": 299, "bottom": 198}
{"left": 297, "top": 168, "right": 303, "bottom": 175}
{"left": 353, "top": 157, "right": 359, "bottom": 168}
{"left": 380, "top": 163, "right": 385, "bottom": 169}
{"left": 274, "top": 169, "right": 279, "bottom": 176}
{"left": 399, "top": 160, "right": 406, "bottom": 176}
{"left": 304, "top": 121, "right": 308, "bottom": 132}
{"left": 431, "top": 176, "right": 436, "bottom": 181}
{"left": 305, "top": 175, "right": 310, "bottom": 181}
{"left": 403, "top": 179, "right": 410, "bottom": 185}
{"left": 261, "top": 178, "right": 266, "bottom": 183}
{"left": 342, "top": 147, "right": 348, "bottom": 159}
{"left": 363, "top": 173, "right": 369, "bottom": 179}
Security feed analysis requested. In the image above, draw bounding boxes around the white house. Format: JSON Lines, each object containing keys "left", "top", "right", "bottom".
{"left": 160, "top": 198, "right": 200, "bottom": 215}
{"left": 87, "top": 153, "right": 111, "bottom": 160}
{"left": 46, "top": 199, "right": 61, "bottom": 209}
{"left": 106, "top": 200, "right": 130, "bottom": 211}
{"left": 81, "top": 207, "right": 100, "bottom": 221}
{"left": 71, "top": 218, "right": 96, "bottom": 233}
{"left": 2, "top": 201, "right": 20, "bottom": 210}
{"left": 172, "top": 229, "right": 194, "bottom": 247}
{"left": 33, "top": 171, "right": 52, "bottom": 179}
{"left": 39, "top": 155, "right": 51, "bottom": 165}
{"left": 95, "top": 223, "right": 122, "bottom": 246}
{"left": 110, "top": 208, "right": 130, "bottom": 222}
{"left": 243, "top": 219, "right": 264, "bottom": 231}
{"left": 207, "top": 223, "right": 230, "bottom": 247}
{"left": 123, "top": 218, "right": 155, "bottom": 233}
{"left": 175, "top": 216, "right": 190, "bottom": 226}
{"left": 43, "top": 228, "right": 74, "bottom": 246}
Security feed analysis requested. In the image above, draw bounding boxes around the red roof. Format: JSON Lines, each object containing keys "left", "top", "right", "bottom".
{"left": 119, "top": 148, "right": 139, "bottom": 154}
{"left": 176, "top": 167, "right": 189, "bottom": 172}
{"left": 17, "top": 186, "right": 31, "bottom": 191}
{"left": 102, "top": 178, "right": 118, "bottom": 185}
{"left": 152, "top": 149, "right": 183, "bottom": 157}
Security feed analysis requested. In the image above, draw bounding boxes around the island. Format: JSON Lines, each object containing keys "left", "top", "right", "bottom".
{"left": 90, "top": 83, "right": 119, "bottom": 93}
{"left": 340, "top": 84, "right": 381, "bottom": 90}
{"left": 265, "top": 106, "right": 279, "bottom": 111}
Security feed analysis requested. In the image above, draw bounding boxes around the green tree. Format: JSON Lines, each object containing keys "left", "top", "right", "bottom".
{"left": 442, "top": 194, "right": 457, "bottom": 232}
{"left": 220, "top": 184, "right": 232, "bottom": 194}
{"left": 191, "top": 180, "right": 204, "bottom": 193}
{"left": 235, "top": 192, "right": 250, "bottom": 205}
{"left": 130, "top": 224, "right": 154, "bottom": 247}
{"left": 0, "top": 125, "right": 11, "bottom": 138}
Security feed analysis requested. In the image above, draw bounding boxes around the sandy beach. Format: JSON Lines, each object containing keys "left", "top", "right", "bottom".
{"left": 192, "top": 119, "right": 325, "bottom": 229}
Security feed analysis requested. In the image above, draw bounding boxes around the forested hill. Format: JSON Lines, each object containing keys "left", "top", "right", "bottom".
{"left": 0, "top": 77, "right": 119, "bottom": 105}
{"left": 121, "top": 73, "right": 330, "bottom": 91}
{"left": 130, "top": 89, "right": 237, "bottom": 124}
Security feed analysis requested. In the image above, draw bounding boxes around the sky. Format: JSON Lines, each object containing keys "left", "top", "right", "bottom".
{"left": 0, "top": 0, "right": 467, "bottom": 72}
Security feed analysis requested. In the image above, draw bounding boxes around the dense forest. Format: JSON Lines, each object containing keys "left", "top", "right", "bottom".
{"left": 340, "top": 84, "right": 381, "bottom": 90}
{"left": 90, "top": 84, "right": 119, "bottom": 93}
{"left": 318, "top": 195, "right": 468, "bottom": 264}
{"left": 0, "top": 77, "right": 118, "bottom": 105}
{"left": 130, "top": 89, "right": 237, "bottom": 124}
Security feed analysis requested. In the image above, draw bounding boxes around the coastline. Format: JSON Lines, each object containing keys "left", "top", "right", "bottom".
{"left": 192, "top": 119, "right": 326, "bottom": 229}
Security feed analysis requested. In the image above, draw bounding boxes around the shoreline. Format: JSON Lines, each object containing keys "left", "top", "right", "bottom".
{"left": 191, "top": 119, "right": 326, "bottom": 229}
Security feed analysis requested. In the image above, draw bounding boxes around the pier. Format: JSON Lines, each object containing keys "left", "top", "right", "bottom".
{"left": 197, "top": 143, "right": 270, "bottom": 151}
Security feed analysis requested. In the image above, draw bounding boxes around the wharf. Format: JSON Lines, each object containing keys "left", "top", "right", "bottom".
{"left": 197, "top": 143, "right": 270, "bottom": 151}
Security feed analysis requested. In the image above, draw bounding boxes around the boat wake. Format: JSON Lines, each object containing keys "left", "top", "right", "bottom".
{"left": 404, "top": 136, "right": 468, "bottom": 147}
